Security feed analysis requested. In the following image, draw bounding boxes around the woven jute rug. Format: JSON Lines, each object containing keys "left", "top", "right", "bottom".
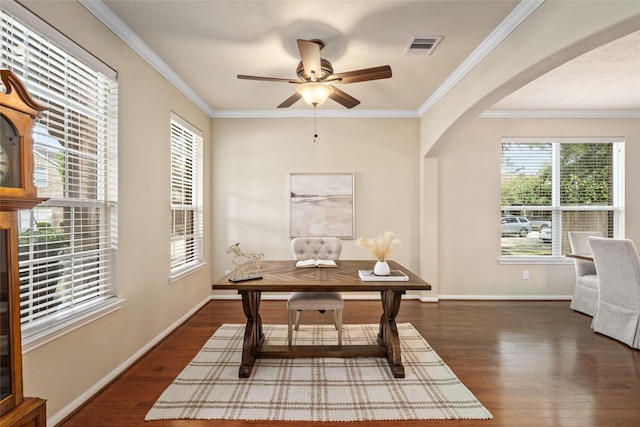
{"left": 145, "top": 323, "right": 492, "bottom": 421}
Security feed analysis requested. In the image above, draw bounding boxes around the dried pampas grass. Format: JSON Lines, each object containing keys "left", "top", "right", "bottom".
{"left": 355, "top": 231, "right": 400, "bottom": 261}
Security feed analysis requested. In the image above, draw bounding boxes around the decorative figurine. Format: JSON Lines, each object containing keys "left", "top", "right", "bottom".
{"left": 226, "top": 243, "right": 264, "bottom": 282}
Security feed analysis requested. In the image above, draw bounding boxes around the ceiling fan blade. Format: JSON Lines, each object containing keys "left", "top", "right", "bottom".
{"left": 277, "top": 92, "right": 302, "bottom": 108}
{"left": 238, "top": 74, "right": 299, "bottom": 83}
{"left": 328, "top": 65, "right": 392, "bottom": 84}
{"left": 329, "top": 86, "right": 360, "bottom": 109}
{"left": 297, "top": 39, "right": 322, "bottom": 81}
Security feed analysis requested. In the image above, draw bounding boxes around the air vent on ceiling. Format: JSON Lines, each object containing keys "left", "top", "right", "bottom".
{"left": 404, "top": 36, "right": 442, "bottom": 55}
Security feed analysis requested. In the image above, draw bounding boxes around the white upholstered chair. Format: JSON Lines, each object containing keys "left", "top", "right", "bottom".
{"left": 588, "top": 236, "right": 640, "bottom": 349}
{"left": 568, "top": 231, "right": 603, "bottom": 316}
{"left": 288, "top": 237, "right": 343, "bottom": 346}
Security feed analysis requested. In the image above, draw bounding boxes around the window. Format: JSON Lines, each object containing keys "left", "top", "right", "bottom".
{"left": 1, "top": 3, "right": 119, "bottom": 343}
{"left": 170, "top": 114, "right": 203, "bottom": 279}
{"left": 501, "top": 138, "right": 624, "bottom": 258}
{"left": 33, "top": 166, "right": 47, "bottom": 187}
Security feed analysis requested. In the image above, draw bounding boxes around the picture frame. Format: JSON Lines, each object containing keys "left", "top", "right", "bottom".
{"left": 290, "top": 173, "right": 354, "bottom": 239}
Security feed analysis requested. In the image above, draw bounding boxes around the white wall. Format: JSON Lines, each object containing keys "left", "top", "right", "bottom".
{"left": 210, "top": 117, "right": 423, "bottom": 298}
{"left": 435, "top": 117, "right": 640, "bottom": 297}
{"left": 17, "top": 1, "right": 213, "bottom": 422}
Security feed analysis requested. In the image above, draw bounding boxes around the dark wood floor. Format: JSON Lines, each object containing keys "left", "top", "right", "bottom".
{"left": 58, "top": 299, "right": 640, "bottom": 427}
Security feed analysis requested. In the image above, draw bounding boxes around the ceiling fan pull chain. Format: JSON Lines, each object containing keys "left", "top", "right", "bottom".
{"left": 313, "top": 105, "right": 318, "bottom": 143}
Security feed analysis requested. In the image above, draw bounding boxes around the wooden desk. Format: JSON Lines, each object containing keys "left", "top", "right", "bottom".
{"left": 566, "top": 253, "right": 594, "bottom": 261}
{"left": 212, "top": 260, "right": 431, "bottom": 378}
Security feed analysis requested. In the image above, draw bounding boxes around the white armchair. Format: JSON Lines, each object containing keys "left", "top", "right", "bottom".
{"left": 568, "top": 231, "right": 603, "bottom": 316}
{"left": 588, "top": 236, "right": 640, "bottom": 349}
{"left": 288, "top": 237, "right": 343, "bottom": 346}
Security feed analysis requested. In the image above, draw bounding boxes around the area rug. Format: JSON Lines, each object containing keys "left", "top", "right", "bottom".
{"left": 145, "top": 323, "right": 492, "bottom": 421}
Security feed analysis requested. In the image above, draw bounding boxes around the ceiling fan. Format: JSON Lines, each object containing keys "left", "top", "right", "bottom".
{"left": 237, "top": 39, "right": 392, "bottom": 109}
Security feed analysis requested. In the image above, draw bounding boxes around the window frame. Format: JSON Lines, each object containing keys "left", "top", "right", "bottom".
{"left": 1, "top": 1, "right": 121, "bottom": 351}
{"left": 500, "top": 137, "right": 624, "bottom": 264}
{"left": 169, "top": 113, "right": 204, "bottom": 281}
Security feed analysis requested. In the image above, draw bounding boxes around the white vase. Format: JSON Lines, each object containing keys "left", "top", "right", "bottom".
{"left": 374, "top": 261, "right": 390, "bottom": 276}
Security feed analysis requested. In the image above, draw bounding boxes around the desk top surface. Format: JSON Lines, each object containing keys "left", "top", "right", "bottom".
{"left": 212, "top": 260, "right": 431, "bottom": 292}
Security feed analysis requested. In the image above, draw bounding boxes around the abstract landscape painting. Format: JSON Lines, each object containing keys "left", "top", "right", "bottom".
{"left": 290, "top": 173, "right": 354, "bottom": 238}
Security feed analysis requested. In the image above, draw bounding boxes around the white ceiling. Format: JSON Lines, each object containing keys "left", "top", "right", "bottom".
{"left": 93, "top": 0, "right": 639, "bottom": 116}
{"left": 492, "top": 29, "right": 640, "bottom": 111}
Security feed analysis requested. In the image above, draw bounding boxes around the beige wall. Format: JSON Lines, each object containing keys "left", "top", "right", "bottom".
{"left": 18, "top": 1, "right": 213, "bottom": 422}
{"left": 210, "top": 117, "right": 422, "bottom": 296}
{"left": 418, "top": 0, "right": 640, "bottom": 297}
{"left": 435, "top": 117, "right": 640, "bottom": 297}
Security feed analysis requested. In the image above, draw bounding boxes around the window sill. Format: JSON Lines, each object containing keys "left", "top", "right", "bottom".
{"left": 498, "top": 256, "right": 573, "bottom": 265}
{"left": 170, "top": 261, "right": 207, "bottom": 283}
{"left": 22, "top": 298, "right": 126, "bottom": 354}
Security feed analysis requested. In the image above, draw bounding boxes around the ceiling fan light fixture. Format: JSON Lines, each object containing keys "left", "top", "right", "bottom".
{"left": 297, "top": 82, "right": 334, "bottom": 106}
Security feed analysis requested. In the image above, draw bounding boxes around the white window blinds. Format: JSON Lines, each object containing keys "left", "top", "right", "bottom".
{"left": 170, "top": 114, "right": 203, "bottom": 279}
{"left": 501, "top": 138, "right": 624, "bottom": 257}
{"left": 1, "top": 4, "right": 118, "bottom": 336}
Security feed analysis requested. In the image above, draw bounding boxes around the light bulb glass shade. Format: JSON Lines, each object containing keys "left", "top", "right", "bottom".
{"left": 296, "top": 82, "right": 334, "bottom": 106}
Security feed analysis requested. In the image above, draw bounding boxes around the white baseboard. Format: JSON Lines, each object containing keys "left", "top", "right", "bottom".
{"left": 437, "top": 295, "right": 572, "bottom": 300}
{"left": 47, "top": 296, "right": 212, "bottom": 427}
{"left": 212, "top": 294, "right": 433, "bottom": 301}
{"left": 211, "top": 293, "right": 569, "bottom": 302}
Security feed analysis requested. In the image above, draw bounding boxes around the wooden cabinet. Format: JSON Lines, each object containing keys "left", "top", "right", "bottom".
{"left": 0, "top": 70, "right": 47, "bottom": 425}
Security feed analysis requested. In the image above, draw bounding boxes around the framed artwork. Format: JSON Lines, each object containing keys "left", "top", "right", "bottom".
{"left": 290, "top": 173, "right": 354, "bottom": 239}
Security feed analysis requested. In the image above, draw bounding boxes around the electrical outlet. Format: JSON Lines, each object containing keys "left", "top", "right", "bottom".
{"left": 523, "top": 270, "right": 530, "bottom": 280}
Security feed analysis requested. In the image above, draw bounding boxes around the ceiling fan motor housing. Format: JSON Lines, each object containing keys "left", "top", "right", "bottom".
{"left": 296, "top": 58, "right": 334, "bottom": 81}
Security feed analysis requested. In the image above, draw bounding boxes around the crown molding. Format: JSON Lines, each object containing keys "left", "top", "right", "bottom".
{"left": 80, "top": 0, "right": 635, "bottom": 121}
{"left": 210, "top": 109, "right": 419, "bottom": 119}
{"left": 417, "top": 0, "right": 544, "bottom": 116}
{"left": 77, "top": 0, "right": 216, "bottom": 117}
{"left": 481, "top": 109, "right": 640, "bottom": 119}
{"left": 80, "top": 0, "right": 544, "bottom": 119}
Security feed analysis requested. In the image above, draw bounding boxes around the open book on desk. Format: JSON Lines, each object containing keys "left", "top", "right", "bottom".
{"left": 296, "top": 259, "right": 337, "bottom": 268}
{"left": 359, "top": 269, "right": 408, "bottom": 281}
